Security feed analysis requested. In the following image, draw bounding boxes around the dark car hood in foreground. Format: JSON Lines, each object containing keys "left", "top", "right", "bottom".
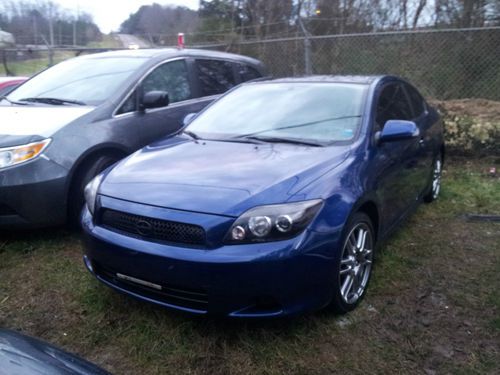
{"left": 100, "top": 137, "right": 350, "bottom": 216}
{"left": 0, "top": 329, "right": 110, "bottom": 375}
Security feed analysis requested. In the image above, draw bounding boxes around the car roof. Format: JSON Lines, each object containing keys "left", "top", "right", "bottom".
{"left": 78, "top": 48, "right": 263, "bottom": 67}
{"left": 264, "top": 75, "right": 387, "bottom": 84}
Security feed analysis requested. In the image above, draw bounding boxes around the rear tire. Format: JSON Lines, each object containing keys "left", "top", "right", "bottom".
{"left": 424, "top": 154, "right": 443, "bottom": 203}
{"left": 68, "top": 154, "right": 119, "bottom": 228}
{"left": 329, "top": 212, "right": 375, "bottom": 314}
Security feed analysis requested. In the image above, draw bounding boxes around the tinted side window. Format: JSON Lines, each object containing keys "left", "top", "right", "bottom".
{"left": 376, "top": 84, "right": 413, "bottom": 127}
{"left": 196, "top": 59, "right": 236, "bottom": 96}
{"left": 142, "top": 59, "right": 191, "bottom": 103}
{"left": 238, "top": 64, "right": 262, "bottom": 82}
{"left": 405, "top": 84, "right": 425, "bottom": 117}
{"left": 117, "top": 60, "right": 191, "bottom": 115}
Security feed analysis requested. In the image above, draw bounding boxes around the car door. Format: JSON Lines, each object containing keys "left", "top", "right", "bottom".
{"left": 112, "top": 58, "right": 205, "bottom": 146}
{"left": 109, "top": 57, "right": 256, "bottom": 149}
{"left": 371, "top": 82, "right": 422, "bottom": 230}
{"left": 403, "top": 83, "right": 434, "bottom": 195}
{"left": 117, "top": 58, "right": 203, "bottom": 145}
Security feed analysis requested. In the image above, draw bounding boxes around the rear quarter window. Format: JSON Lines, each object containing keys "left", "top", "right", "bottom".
{"left": 376, "top": 83, "right": 413, "bottom": 127}
{"left": 405, "top": 84, "right": 426, "bottom": 118}
{"left": 238, "top": 64, "right": 262, "bottom": 82}
{"left": 195, "top": 59, "right": 236, "bottom": 96}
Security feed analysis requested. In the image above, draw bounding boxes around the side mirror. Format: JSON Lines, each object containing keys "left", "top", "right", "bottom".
{"left": 183, "top": 112, "right": 197, "bottom": 126}
{"left": 379, "top": 120, "right": 419, "bottom": 143}
{"left": 140, "top": 90, "right": 169, "bottom": 111}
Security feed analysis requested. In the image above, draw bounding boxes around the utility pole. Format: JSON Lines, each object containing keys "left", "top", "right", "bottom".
{"left": 58, "top": 21, "right": 62, "bottom": 45}
{"left": 48, "top": 4, "right": 54, "bottom": 47}
{"left": 73, "top": 1, "right": 79, "bottom": 46}
{"left": 73, "top": 19, "right": 76, "bottom": 46}
{"left": 41, "top": 34, "right": 54, "bottom": 66}
{"left": 32, "top": 12, "right": 38, "bottom": 45}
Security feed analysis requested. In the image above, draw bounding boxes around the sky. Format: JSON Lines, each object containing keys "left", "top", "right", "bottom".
{"left": 55, "top": 0, "right": 200, "bottom": 33}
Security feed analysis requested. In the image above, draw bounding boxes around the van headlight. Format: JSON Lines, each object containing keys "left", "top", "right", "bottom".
{"left": 84, "top": 174, "right": 104, "bottom": 216}
{"left": 0, "top": 139, "right": 51, "bottom": 169}
{"left": 224, "top": 199, "right": 323, "bottom": 244}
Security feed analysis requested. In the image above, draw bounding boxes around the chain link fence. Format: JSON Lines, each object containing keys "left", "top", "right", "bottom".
{"left": 1, "top": 27, "right": 499, "bottom": 100}
{"left": 201, "top": 27, "right": 500, "bottom": 101}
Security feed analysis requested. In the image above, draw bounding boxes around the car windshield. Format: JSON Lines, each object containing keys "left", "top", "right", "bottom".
{"left": 6, "top": 56, "right": 147, "bottom": 106}
{"left": 186, "top": 82, "right": 367, "bottom": 144}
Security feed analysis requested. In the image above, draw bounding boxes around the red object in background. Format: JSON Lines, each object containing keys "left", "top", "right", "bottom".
{"left": 177, "top": 33, "right": 185, "bottom": 49}
{"left": 0, "top": 77, "right": 28, "bottom": 96}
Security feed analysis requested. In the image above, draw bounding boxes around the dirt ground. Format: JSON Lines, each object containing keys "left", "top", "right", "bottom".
{"left": 431, "top": 98, "right": 500, "bottom": 121}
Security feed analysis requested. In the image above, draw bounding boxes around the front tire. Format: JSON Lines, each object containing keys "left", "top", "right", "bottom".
{"left": 329, "top": 212, "right": 375, "bottom": 314}
{"left": 68, "top": 154, "right": 119, "bottom": 227}
{"left": 424, "top": 154, "right": 443, "bottom": 203}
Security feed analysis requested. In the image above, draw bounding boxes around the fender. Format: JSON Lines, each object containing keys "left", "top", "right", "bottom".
{"left": 63, "top": 142, "right": 131, "bottom": 203}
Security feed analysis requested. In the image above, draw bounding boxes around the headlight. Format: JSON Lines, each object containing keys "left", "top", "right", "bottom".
{"left": 0, "top": 139, "right": 51, "bottom": 169}
{"left": 84, "top": 174, "right": 104, "bottom": 216}
{"left": 224, "top": 199, "right": 323, "bottom": 244}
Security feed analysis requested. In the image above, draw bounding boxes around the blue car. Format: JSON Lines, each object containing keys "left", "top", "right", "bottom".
{"left": 81, "top": 75, "right": 444, "bottom": 317}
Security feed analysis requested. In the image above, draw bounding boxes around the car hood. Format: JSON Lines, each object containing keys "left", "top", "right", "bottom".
{"left": 100, "top": 137, "right": 350, "bottom": 216}
{"left": 0, "top": 329, "right": 110, "bottom": 375}
{"left": 0, "top": 105, "right": 94, "bottom": 147}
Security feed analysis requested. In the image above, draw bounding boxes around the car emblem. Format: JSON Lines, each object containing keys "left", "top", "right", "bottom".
{"left": 135, "top": 220, "right": 153, "bottom": 236}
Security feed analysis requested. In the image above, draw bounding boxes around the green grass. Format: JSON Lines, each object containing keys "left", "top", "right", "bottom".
{"left": 1, "top": 57, "right": 49, "bottom": 76}
{"left": 0, "top": 51, "right": 77, "bottom": 76}
{"left": 0, "top": 158, "right": 499, "bottom": 374}
{"left": 0, "top": 34, "right": 121, "bottom": 76}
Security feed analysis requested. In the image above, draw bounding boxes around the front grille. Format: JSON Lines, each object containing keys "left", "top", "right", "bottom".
{"left": 100, "top": 209, "right": 206, "bottom": 246}
{"left": 92, "top": 261, "right": 208, "bottom": 312}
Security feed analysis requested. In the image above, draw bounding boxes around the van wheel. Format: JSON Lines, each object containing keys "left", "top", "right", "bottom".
{"left": 68, "top": 155, "right": 118, "bottom": 228}
{"left": 329, "top": 212, "right": 375, "bottom": 314}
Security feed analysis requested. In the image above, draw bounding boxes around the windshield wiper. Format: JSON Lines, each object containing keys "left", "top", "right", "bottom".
{"left": 211, "top": 137, "right": 266, "bottom": 145}
{"left": 0, "top": 96, "right": 29, "bottom": 105}
{"left": 19, "top": 97, "right": 87, "bottom": 106}
{"left": 242, "top": 135, "right": 323, "bottom": 147}
{"left": 186, "top": 133, "right": 266, "bottom": 145}
{"left": 183, "top": 130, "right": 201, "bottom": 140}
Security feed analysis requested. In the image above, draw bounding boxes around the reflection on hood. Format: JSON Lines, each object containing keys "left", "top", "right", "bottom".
{"left": 0, "top": 105, "right": 94, "bottom": 146}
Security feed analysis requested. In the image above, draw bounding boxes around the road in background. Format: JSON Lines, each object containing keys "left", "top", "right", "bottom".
{"left": 116, "top": 34, "right": 151, "bottom": 48}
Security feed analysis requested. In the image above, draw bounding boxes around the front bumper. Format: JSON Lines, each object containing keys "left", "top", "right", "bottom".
{"left": 0, "top": 157, "right": 69, "bottom": 228}
{"left": 81, "top": 201, "right": 343, "bottom": 317}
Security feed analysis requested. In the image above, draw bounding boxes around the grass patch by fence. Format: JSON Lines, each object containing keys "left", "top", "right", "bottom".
{"left": 0, "top": 35, "right": 121, "bottom": 76}
{"left": 0, "top": 50, "right": 76, "bottom": 76}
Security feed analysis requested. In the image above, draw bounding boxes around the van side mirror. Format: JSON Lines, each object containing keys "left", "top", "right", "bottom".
{"left": 140, "top": 91, "right": 169, "bottom": 111}
{"left": 379, "top": 120, "right": 419, "bottom": 143}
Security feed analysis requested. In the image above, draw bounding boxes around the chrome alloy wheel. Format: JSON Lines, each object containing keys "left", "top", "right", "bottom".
{"left": 339, "top": 223, "right": 373, "bottom": 305}
{"left": 431, "top": 159, "right": 442, "bottom": 199}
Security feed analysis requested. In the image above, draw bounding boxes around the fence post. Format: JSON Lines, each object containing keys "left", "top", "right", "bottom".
{"left": 41, "top": 35, "right": 54, "bottom": 67}
{"left": 304, "top": 36, "right": 312, "bottom": 75}
{"left": 297, "top": 12, "right": 312, "bottom": 75}
{"left": 1, "top": 49, "right": 13, "bottom": 75}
